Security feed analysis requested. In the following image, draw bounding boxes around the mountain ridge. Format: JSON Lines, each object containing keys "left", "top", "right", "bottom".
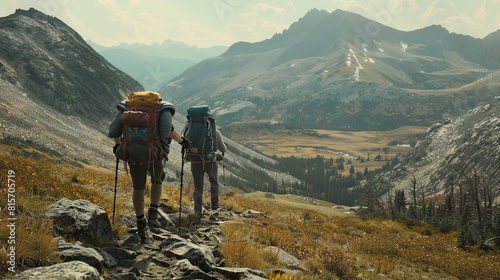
{"left": 0, "top": 7, "right": 142, "bottom": 125}
{"left": 160, "top": 9, "right": 500, "bottom": 131}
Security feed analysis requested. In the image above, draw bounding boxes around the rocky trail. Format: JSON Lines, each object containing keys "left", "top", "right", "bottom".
{"left": 12, "top": 198, "right": 273, "bottom": 280}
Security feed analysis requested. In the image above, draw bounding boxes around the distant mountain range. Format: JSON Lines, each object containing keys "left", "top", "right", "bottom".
{"left": 160, "top": 9, "right": 500, "bottom": 131}
{"left": 87, "top": 40, "right": 228, "bottom": 91}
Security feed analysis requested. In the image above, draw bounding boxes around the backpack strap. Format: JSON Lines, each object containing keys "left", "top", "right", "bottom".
{"left": 117, "top": 100, "right": 127, "bottom": 111}
{"left": 121, "top": 102, "right": 129, "bottom": 163}
{"left": 158, "top": 101, "right": 175, "bottom": 116}
{"left": 149, "top": 103, "right": 159, "bottom": 175}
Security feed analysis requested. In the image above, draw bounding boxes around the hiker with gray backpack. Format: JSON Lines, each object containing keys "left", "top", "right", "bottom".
{"left": 182, "top": 105, "right": 227, "bottom": 218}
{"left": 108, "top": 91, "right": 189, "bottom": 243}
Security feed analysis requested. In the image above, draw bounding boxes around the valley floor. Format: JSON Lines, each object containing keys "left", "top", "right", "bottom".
{"left": 227, "top": 126, "right": 426, "bottom": 172}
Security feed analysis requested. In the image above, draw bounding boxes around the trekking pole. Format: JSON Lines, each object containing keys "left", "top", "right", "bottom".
{"left": 178, "top": 148, "right": 185, "bottom": 234}
{"left": 222, "top": 156, "right": 226, "bottom": 187}
{"left": 112, "top": 157, "right": 119, "bottom": 224}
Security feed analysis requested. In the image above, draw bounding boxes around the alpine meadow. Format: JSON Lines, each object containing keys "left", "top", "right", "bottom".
{"left": 1, "top": 5, "right": 500, "bottom": 280}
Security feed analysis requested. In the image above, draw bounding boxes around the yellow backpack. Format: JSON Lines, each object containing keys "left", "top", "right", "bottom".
{"left": 118, "top": 91, "right": 162, "bottom": 163}
{"left": 125, "top": 91, "right": 161, "bottom": 107}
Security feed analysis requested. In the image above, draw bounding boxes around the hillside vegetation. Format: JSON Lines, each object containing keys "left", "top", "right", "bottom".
{"left": 1, "top": 150, "right": 499, "bottom": 279}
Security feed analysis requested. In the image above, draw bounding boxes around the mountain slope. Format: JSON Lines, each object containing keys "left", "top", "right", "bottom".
{"left": 160, "top": 9, "right": 500, "bottom": 131}
{"left": 376, "top": 71, "right": 500, "bottom": 197}
{"left": 0, "top": 8, "right": 142, "bottom": 125}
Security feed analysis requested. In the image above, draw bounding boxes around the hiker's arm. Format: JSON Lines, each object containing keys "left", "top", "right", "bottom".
{"left": 158, "top": 110, "right": 173, "bottom": 143}
{"left": 108, "top": 110, "right": 123, "bottom": 139}
{"left": 216, "top": 130, "right": 227, "bottom": 153}
{"left": 170, "top": 127, "right": 190, "bottom": 148}
{"left": 170, "top": 128, "right": 183, "bottom": 143}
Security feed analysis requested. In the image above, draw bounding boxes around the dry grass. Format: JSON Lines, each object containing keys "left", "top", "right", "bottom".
{"left": 0, "top": 215, "right": 59, "bottom": 270}
{"left": 0, "top": 151, "right": 137, "bottom": 276}
{"left": 219, "top": 192, "right": 500, "bottom": 279}
{"left": 163, "top": 181, "right": 194, "bottom": 213}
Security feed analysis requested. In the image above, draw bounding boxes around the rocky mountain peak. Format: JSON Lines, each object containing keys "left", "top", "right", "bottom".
{"left": 8, "top": 7, "right": 86, "bottom": 46}
{"left": 15, "top": 7, "right": 51, "bottom": 19}
{"left": 411, "top": 24, "right": 450, "bottom": 38}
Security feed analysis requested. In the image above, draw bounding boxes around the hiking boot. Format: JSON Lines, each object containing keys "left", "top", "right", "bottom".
{"left": 147, "top": 208, "right": 161, "bottom": 229}
{"left": 137, "top": 218, "right": 152, "bottom": 243}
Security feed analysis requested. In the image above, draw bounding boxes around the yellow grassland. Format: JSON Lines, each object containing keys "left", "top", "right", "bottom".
{"left": 230, "top": 126, "right": 427, "bottom": 172}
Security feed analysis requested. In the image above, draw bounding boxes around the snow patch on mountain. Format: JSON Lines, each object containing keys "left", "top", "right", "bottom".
{"left": 400, "top": 41, "right": 408, "bottom": 52}
{"left": 346, "top": 47, "right": 364, "bottom": 81}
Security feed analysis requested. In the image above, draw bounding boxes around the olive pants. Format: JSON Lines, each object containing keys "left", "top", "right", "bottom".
{"left": 129, "top": 160, "right": 164, "bottom": 217}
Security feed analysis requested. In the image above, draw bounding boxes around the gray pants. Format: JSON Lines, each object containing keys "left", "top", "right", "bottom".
{"left": 191, "top": 161, "right": 219, "bottom": 214}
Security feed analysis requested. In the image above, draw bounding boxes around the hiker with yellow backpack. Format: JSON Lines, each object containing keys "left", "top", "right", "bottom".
{"left": 108, "top": 91, "right": 189, "bottom": 243}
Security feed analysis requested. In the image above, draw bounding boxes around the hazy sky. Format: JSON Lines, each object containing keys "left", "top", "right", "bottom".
{"left": 2, "top": 0, "right": 499, "bottom": 47}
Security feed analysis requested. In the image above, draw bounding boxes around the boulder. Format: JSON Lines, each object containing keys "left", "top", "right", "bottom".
{"left": 160, "top": 235, "right": 216, "bottom": 271}
{"left": 57, "top": 241, "right": 105, "bottom": 272}
{"left": 13, "top": 261, "right": 102, "bottom": 280}
{"left": 46, "top": 198, "right": 113, "bottom": 246}
{"left": 169, "top": 259, "right": 218, "bottom": 280}
{"left": 264, "top": 246, "right": 303, "bottom": 270}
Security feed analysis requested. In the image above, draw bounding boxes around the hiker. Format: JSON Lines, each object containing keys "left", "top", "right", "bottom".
{"left": 182, "top": 106, "right": 227, "bottom": 216}
{"left": 191, "top": 129, "right": 226, "bottom": 215}
{"left": 108, "top": 91, "right": 189, "bottom": 242}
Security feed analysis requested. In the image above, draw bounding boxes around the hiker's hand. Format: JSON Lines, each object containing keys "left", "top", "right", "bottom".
{"left": 113, "top": 144, "right": 119, "bottom": 154}
{"left": 179, "top": 137, "right": 190, "bottom": 149}
{"left": 160, "top": 143, "right": 170, "bottom": 158}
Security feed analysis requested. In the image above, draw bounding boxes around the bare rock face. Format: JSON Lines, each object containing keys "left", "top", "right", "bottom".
{"left": 0, "top": 7, "right": 143, "bottom": 169}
